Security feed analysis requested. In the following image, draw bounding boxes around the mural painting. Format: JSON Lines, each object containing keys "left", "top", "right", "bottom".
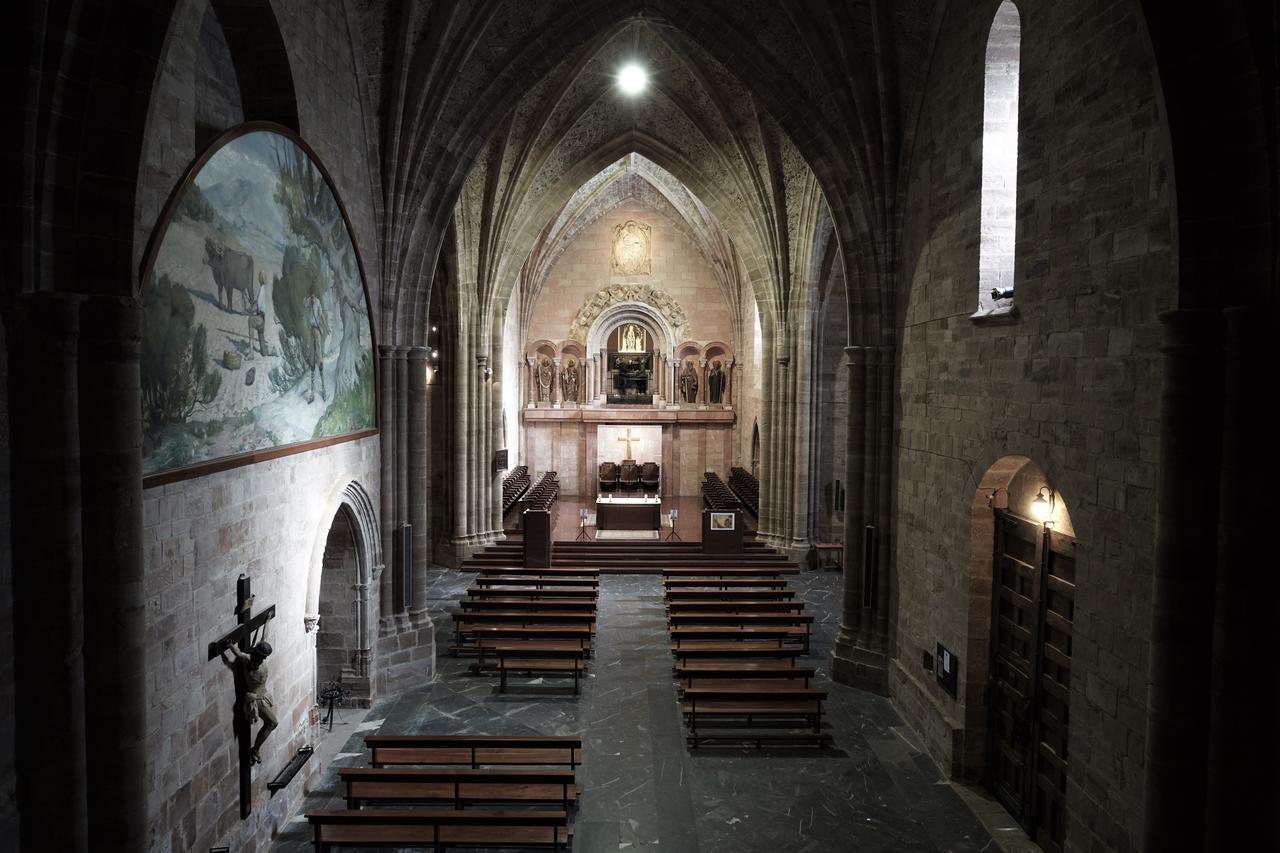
{"left": 142, "top": 128, "right": 375, "bottom": 476}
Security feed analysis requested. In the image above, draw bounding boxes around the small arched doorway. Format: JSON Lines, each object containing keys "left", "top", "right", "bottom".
{"left": 316, "top": 505, "right": 362, "bottom": 701}
{"left": 967, "top": 455, "right": 1075, "bottom": 853}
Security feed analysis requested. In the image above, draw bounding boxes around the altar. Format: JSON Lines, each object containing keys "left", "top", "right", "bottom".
{"left": 596, "top": 495, "right": 662, "bottom": 530}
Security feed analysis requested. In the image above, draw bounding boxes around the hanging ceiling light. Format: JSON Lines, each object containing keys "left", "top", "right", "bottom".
{"left": 617, "top": 63, "right": 649, "bottom": 96}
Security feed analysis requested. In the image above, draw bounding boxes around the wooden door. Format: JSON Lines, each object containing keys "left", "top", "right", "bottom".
{"left": 988, "top": 511, "right": 1075, "bottom": 852}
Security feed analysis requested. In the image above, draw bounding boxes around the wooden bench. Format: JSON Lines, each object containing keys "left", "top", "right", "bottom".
{"left": 662, "top": 578, "right": 790, "bottom": 590}
{"left": 661, "top": 567, "right": 797, "bottom": 578}
{"left": 365, "top": 735, "right": 582, "bottom": 769}
{"left": 339, "top": 767, "right": 577, "bottom": 810}
{"left": 476, "top": 576, "right": 600, "bottom": 588}
{"left": 460, "top": 598, "right": 598, "bottom": 612}
{"left": 681, "top": 685, "right": 828, "bottom": 737}
{"left": 497, "top": 648, "right": 587, "bottom": 695}
{"left": 478, "top": 566, "right": 601, "bottom": 577}
{"left": 665, "top": 600, "right": 806, "bottom": 613}
{"left": 664, "top": 588, "right": 797, "bottom": 601}
{"left": 670, "top": 624, "right": 811, "bottom": 652}
{"left": 456, "top": 625, "right": 595, "bottom": 653}
{"left": 473, "top": 639, "right": 594, "bottom": 671}
{"left": 675, "top": 662, "right": 817, "bottom": 688}
{"left": 670, "top": 642, "right": 805, "bottom": 664}
{"left": 809, "top": 542, "right": 843, "bottom": 571}
{"left": 466, "top": 586, "right": 599, "bottom": 599}
{"left": 306, "top": 808, "right": 570, "bottom": 852}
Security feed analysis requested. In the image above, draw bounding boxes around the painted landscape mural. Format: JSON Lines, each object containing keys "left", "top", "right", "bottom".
{"left": 142, "top": 129, "right": 375, "bottom": 476}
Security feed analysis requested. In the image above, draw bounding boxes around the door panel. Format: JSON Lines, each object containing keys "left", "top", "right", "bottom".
{"left": 989, "top": 512, "right": 1075, "bottom": 852}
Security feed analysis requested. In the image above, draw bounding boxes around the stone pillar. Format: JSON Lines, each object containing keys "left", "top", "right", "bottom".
{"left": 78, "top": 296, "right": 146, "bottom": 853}
{"left": 10, "top": 293, "right": 89, "bottom": 852}
{"left": 452, "top": 324, "right": 471, "bottom": 542}
{"left": 377, "top": 345, "right": 398, "bottom": 621}
{"left": 551, "top": 357, "right": 562, "bottom": 407}
{"left": 526, "top": 356, "right": 537, "bottom": 407}
{"left": 394, "top": 347, "right": 410, "bottom": 612}
{"left": 1142, "top": 310, "right": 1223, "bottom": 851}
{"left": 406, "top": 347, "right": 431, "bottom": 617}
{"left": 584, "top": 358, "right": 593, "bottom": 406}
{"left": 831, "top": 346, "right": 870, "bottom": 686}
{"left": 724, "top": 357, "right": 735, "bottom": 406}
{"left": 697, "top": 358, "right": 708, "bottom": 404}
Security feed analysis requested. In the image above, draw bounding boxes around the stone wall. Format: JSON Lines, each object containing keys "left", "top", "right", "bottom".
{"left": 892, "top": 1, "right": 1173, "bottom": 850}
{"left": 132, "top": 3, "right": 397, "bottom": 851}
{"left": 528, "top": 199, "right": 732, "bottom": 347}
{"left": 142, "top": 436, "right": 380, "bottom": 852}
{"left": 0, "top": 322, "right": 15, "bottom": 845}
{"left": 810, "top": 281, "right": 848, "bottom": 542}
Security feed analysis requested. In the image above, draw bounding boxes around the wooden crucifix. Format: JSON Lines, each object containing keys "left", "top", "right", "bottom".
{"left": 207, "top": 574, "right": 276, "bottom": 819}
{"left": 617, "top": 428, "right": 640, "bottom": 459}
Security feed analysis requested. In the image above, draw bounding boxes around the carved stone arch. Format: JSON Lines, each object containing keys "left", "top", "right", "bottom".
{"left": 571, "top": 284, "right": 689, "bottom": 349}
{"left": 585, "top": 301, "right": 678, "bottom": 360}
{"left": 306, "top": 479, "right": 382, "bottom": 671}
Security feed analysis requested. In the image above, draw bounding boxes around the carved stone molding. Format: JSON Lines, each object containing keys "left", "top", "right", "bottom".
{"left": 569, "top": 284, "right": 689, "bottom": 344}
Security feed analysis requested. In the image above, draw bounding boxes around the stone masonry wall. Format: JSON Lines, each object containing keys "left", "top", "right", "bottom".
{"left": 133, "top": 2, "right": 393, "bottom": 851}
{"left": 0, "top": 322, "right": 15, "bottom": 845}
{"left": 142, "top": 436, "right": 379, "bottom": 852}
{"left": 528, "top": 198, "right": 733, "bottom": 348}
{"left": 892, "top": 2, "right": 1173, "bottom": 851}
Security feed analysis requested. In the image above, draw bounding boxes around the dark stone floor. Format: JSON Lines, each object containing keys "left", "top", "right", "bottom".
{"left": 272, "top": 570, "right": 999, "bottom": 852}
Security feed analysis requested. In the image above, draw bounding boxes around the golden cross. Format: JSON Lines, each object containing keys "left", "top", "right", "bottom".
{"left": 617, "top": 428, "right": 639, "bottom": 458}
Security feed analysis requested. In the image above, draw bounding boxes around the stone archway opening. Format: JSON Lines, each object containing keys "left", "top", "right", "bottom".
{"left": 316, "top": 505, "right": 367, "bottom": 704}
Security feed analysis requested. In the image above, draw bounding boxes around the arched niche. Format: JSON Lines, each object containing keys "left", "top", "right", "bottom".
{"left": 585, "top": 302, "right": 676, "bottom": 359}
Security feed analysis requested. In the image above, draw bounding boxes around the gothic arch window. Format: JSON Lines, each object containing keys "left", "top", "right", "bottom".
{"left": 975, "top": 1, "right": 1021, "bottom": 318}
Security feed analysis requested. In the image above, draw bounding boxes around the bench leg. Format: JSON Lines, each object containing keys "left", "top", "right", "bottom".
{"left": 500, "top": 667, "right": 506, "bottom": 693}
{"left": 574, "top": 668, "right": 580, "bottom": 696}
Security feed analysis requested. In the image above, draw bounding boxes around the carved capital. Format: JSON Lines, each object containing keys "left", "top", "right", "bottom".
{"left": 303, "top": 614, "right": 320, "bottom": 634}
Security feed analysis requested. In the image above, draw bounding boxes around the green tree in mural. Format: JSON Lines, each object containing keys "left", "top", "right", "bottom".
{"left": 271, "top": 138, "right": 362, "bottom": 399}
{"left": 141, "top": 273, "right": 222, "bottom": 425}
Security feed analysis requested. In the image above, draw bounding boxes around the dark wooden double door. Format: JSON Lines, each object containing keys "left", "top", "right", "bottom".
{"left": 988, "top": 511, "right": 1075, "bottom": 853}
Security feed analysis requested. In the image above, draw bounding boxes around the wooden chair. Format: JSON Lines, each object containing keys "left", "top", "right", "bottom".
{"left": 598, "top": 461, "right": 619, "bottom": 494}
{"left": 640, "top": 462, "right": 660, "bottom": 491}
{"left": 619, "top": 460, "right": 639, "bottom": 492}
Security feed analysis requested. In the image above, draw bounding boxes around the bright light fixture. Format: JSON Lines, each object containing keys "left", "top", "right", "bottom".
{"left": 1030, "top": 486, "right": 1054, "bottom": 522}
{"left": 617, "top": 63, "right": 649, "bottom": 96}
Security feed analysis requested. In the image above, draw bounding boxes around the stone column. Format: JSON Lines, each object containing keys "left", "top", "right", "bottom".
{"left": 406, "top": 347, "right": 431, "bottom": 617}
{"left": 10, "top": 293, "right": 88, "bottom": 852}
{"left": 697, "top": 358, "right": 708, "bottom": 404}
{"left": 453, "top": 325, "right": 472, "bottom": 542}
{"left": 78, "top": 296, "right": 146, "bottom": 853}
{"left": 1142, "top": 310, "right": 1223, "bottom": 851}
{"left": 584, "top": 358, "right": 593, "bottom": 406}
{"left": 724, "top": 358, "right": 735, "bottom": 406}
{"left": 830, "top": 346, "right": 869, "bottom": 686}
{"left": 551, "top": 357, "right": 562, "bottom": 407}
{"left": 526, "top": 356, "right": 537, "bottom": 407}
{"left": 377, "top": 345, "right": 398, "bottom": 621}
{"left": 394, "top": 347, "right": 410, "bottom": 612}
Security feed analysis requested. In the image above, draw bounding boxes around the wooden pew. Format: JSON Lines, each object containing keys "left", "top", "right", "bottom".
{"left": 306, "top": 809, "right": 570, "bottom": 852}
{"left": 466, "top": 586, "right": 599, "bottom": 599}
{"left": 665, "top": 600, "right": 805, "bottom": 613}
{"left": 661, "top": 567, "right": 798, "bottom": 577}
{"left": 365, "top": 735, "right": 582, "bottom": 769}
{"left": 498, "top": 648, "right": 587, "bottom": 695}
{"left": 670, "top": 624, "right": 811, "bottom": 652}
{"left": 475, "top": 639, "right": 593, "bottom": 671}
{"left": 477, "top": 576, "right": 600, "bottom": 589}
{"left": 339, "top": 767, "right": 577, "bottom": 810}
{"left": 459, "top": 597, "right": 598, "bottom": 612}
{"left": 662, "top": 578, "right": 790, "bottom": 590}
{"left": 680, "top": 684, "right": 829, "bottom": 738}
{"left": 478, "top": 566, "right": 601, "bottom": 577}
{"left": 452, "top": 624, "right": 595, "bottom": 657}
{"left": 676, "top": 662, "right": 816, "bottom": 687}
{"left": 664, "top": 589, "right": 798, "bottom": 602}
{"left": 670, "top": 642, "right": 805, "bottom": 665}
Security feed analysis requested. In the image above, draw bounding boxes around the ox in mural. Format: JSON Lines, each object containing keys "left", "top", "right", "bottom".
{"left": 141, "top": 128, "right": 375, "bottom": 477}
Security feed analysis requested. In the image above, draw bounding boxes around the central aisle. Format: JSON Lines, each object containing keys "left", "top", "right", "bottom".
{"left": 273, "top": 571, "right": 1008, "bottom": 853}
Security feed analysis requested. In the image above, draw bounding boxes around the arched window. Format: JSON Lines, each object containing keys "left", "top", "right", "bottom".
{"left": 976, "top": 1, "right": 1021, "bottom": 317}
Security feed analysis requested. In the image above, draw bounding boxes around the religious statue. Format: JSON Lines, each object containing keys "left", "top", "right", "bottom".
{"left": 561, "top": 359, "right": 578, "bottom": 402}
{"left": 707, "top": 360, "right": 725, "bottom": 404}
{"left": 536, "top": 356, "right": 553, "bottom": 402}
{"left": 611, "top": 220, "right": 652, "bottom": 275}
{"left": 620, "top": 323, "right": 645, "bottom": 352}
{"left": 680, "top": 360, "right": 699, "bottom": 404}
{"left": 219, "top": 602, "right": 277, "bottom": 765}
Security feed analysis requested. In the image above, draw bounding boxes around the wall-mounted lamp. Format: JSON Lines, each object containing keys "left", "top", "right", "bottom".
{"left": 987, "top": 487, "right": 1009, "bottom": 510}
{"left": 482, "top": 365, "right": 493, "bottom": 381}
{"left": 1030, "top": 486, "right": 1056, "bottom": 526}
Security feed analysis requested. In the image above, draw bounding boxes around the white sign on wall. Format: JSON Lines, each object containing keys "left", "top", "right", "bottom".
{"left": 597, "top": 424, "right": 662, "bottom": 467}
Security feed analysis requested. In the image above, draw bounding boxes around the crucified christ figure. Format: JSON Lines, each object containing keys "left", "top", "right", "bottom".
{"left": 220, "top": 602, "right": 277, "bottom": 765}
